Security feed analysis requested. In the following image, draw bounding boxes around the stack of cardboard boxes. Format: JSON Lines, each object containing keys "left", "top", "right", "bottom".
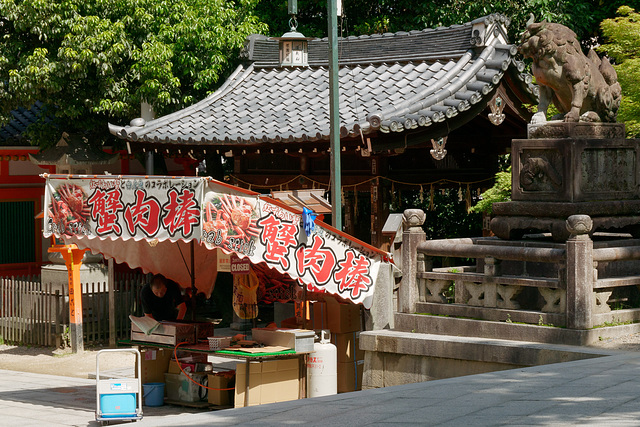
{"left": 310, "top": 295, "right": 364, "bottom": 392}
{"left": 234, "top": 359, "right": 300, "bottom": 407}
{"left": 139, "top": 348, "right": 233, "bottom": 407}
{"left": 140, "top": 348, "right": 173, "bottom": 384}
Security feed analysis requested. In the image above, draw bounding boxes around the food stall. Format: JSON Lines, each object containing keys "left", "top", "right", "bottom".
{"left": 42, "top": 173, "right": 393, "bottom": 406}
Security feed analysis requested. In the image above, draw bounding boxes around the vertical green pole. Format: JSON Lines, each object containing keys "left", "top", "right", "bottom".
{"left": 328, "top": 0, "right": 342, "bottom": 230}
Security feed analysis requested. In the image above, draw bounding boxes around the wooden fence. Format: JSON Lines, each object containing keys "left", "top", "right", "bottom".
{"left": 0, "top": 273, "right": 145, "bottom": 347}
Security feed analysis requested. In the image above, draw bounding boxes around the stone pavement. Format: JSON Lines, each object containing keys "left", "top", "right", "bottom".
{"left": 2, "top": 349, "right": 640, "bottom": 426}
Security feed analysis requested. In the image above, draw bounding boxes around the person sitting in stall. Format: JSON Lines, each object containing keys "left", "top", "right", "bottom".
{"left": 140, "top": 274, "right": 187, "bottom": 321}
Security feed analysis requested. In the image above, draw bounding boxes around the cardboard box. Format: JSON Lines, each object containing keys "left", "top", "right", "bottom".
{"left": 207, "top": 372, "right": 233, "bottom": 406}
{"left": 140, "top": 348, "right": 172, "bottom": 384}
{"left": 325, "top": 297, "right": 361, "bottom": 333}
{"left": 337, "top": 359, "right": 364, "bottom": 393}
{"left": 234, "top": 361, "right": 263, "bottom": 407}
{"left": 131, "top": 321, "right": 196, "bottom": 345}
{"left": 252, "top": 328, "right": 314, "bottom": 352}
{"left": 164, "top": 372, "right": 208, "bottom": 403}
{"left": 234, "top": 359, "right": 300, "bottom": 407}
{"left": 261, "top": 359, "right": 299, "bottom": 404}
{"left": 331, "top": 332, "right": 363, "bottom": 363}
{"left": 311, "top": 301, "right": 328, "bottom": 330}
{"left": 168, "top": 360, "right": 196, "bottom": 374}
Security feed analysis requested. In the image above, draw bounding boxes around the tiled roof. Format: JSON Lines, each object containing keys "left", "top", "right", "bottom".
{"left": 29, "top": 133, "right": 119, "bottom": 165}
{"left": 109, "top": 14, "right": 537, "bottom": 146}
{"left": 0, "top": 101, "right": 46, "bottom": 145}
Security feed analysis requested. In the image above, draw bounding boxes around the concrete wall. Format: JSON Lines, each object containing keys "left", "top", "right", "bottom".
{"left": 360, "top": 329, "right": 609, "bottom": 389}
{"left": 364, "top": 351, "right": 521, "bottom": 389}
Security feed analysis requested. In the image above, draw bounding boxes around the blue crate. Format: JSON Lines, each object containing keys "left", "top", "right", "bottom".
{"left": 99, "top": 393, "right": 137, "bottom": 418}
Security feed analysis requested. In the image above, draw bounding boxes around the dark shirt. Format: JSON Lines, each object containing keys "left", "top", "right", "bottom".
{"left": 140, "top": 280, "right": 184, "bottom": 321}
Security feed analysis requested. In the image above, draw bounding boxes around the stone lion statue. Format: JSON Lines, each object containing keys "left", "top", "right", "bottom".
{"left": 519, "top": 19, "right": 622, "bottom": 124}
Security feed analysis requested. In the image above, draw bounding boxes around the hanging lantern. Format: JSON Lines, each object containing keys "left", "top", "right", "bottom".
{"left": 277, "top": 26, "right": 311, "bottom": 67}
{"left": 276, "top": 2, "right": 311, "bottom": 67}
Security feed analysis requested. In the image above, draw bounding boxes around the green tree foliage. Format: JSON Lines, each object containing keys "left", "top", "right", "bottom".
{"left": 390, "top": 188, "right": 483, "bottom": 240}
{"left": 257, "top": 0, "right": 628, "bottom": 45}
{"left": 0, "top": 0, "right": 266, "bottom": 147}
{"left": 600, "top": 6, "right": 640, "bottom": 137}
{"left": 469, "top": 167, "right": 512, "bottom": 215}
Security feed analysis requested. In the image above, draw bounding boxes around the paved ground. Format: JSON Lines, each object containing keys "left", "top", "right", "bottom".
{"left": 2, "top": 347, "right": 640, "bottom": 426}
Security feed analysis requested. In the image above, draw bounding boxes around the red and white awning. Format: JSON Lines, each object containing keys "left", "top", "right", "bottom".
{"left": 42, "top": 174, "right": 391, "bottom": 308}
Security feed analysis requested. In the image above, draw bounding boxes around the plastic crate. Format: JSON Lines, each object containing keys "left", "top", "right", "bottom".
{"left": 208, "top": 336, "right": 232, "bottom": 350}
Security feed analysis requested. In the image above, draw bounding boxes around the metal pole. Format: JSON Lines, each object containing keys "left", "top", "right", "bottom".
{"left": 142, "top": 101, "right": 155, "bottom": 175}
{"left": 190, "top": 240, "right": 196, "bottom": 320}
{"left": 108, "top": 258, "right": 115, "bottom": 347}
{"left": 328, "top": 0, "right": 342, "bottom": 230}
{"left": 145, "top": 152, "right": 154, "bottom": 175}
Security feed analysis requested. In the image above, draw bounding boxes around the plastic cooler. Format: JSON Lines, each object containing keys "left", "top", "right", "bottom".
{"left": 95, "top": 348, "right": 143, "bottom": 424}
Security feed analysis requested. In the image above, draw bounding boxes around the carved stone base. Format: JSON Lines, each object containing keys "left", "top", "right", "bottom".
{"left": 491, "top": 208, "right": 640, "bottom": 242}
{"left": 512, "top": 133, "right": 638, "bottom": 203}
{"left": 527, "top": 121, "right": 625, "bottom": 140}
{"left": 492, "top": 124, "right": 640, "bottom": 241}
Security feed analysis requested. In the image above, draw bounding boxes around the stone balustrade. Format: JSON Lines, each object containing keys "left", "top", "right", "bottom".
{"left": 397, "top": 209, "right": 640, "bottom": 330}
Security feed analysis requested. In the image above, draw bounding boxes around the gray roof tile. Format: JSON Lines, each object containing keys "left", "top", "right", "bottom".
{"left": 108, "top": 13, "right": 537, "bottom": 145}
{"left": 0, "top": 101, "right": 49, "bottom": 145}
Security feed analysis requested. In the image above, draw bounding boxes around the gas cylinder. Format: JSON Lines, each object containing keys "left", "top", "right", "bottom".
{"left": 307, "top": 330, "right": 337, "bottom": 397}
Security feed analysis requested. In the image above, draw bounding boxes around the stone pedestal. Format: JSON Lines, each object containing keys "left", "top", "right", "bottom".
{"left": 491, "top": 122, "right": 640, "bottom": 241}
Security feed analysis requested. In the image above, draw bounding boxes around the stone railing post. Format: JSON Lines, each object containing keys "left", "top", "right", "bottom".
{"left": 399, "top": 209, "right": 426, "bottom": 313}
{"left": 565, "top": 215, "right": 594, "bottom": 329}
{"left": 483, "top": 256, "right": 501, "bottom": 307}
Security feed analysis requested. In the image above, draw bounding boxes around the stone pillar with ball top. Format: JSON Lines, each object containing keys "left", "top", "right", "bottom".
{"left": 398, "top": 209, "right": 426, "bottom": 313}
{"left": 565, "top": 215, "right": 594, "bottom": 330}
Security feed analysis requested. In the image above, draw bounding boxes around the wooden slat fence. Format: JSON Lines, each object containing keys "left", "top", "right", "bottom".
{"left": 0, "top": 273, "right": 145, "bottom": 347}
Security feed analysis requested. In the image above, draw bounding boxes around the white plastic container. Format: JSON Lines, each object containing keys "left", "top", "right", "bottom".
{"left": 307, "top": 330, "right": 337, "bottom": 397}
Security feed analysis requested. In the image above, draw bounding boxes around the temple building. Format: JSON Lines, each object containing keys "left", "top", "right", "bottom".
{"left": 103, "top": 14, "right": 537, "bottom": 246}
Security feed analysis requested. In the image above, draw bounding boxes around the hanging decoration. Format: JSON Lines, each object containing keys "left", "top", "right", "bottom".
{"left": 429, "top": 184, "right": 435, "bottom": 211}
{"left": 430, "top": 136, "right": 448, "bottom": 160}
{"left": 354, "top": 187, "right": 358, "bottom": 217}
{"left": 391, "top": 182, "right": 395, "bottom": 206}
{"left": 488, "top": 95, "right": 506, "bottom": 125}
{"left": 302, "top": 207, "right": 317, "bottom": 236}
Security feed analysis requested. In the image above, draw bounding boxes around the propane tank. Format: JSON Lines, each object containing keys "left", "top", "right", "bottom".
{"left": 307, "top": 330, "right": 337, "bottom": 397}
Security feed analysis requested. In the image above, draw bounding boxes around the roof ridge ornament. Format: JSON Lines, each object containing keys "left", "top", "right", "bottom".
{"left": 471, "top": 13, "right": 510, "bottom": 47}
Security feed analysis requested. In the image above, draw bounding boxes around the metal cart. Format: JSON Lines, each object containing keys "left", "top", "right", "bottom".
{"left": 96, "top": 348, "right": 143, "bottom": 425}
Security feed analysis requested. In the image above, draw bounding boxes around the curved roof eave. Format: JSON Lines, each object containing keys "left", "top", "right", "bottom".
{"left": 108, "top": 14, "right": 536, "bottom": 147}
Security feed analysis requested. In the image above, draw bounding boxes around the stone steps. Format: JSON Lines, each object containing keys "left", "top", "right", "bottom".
{"left": 394, "top": 312, "right": 640, "bottom": 346}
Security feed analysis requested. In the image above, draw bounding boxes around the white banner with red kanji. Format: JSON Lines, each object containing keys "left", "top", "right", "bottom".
{"left": 43, "top": 175, "right": 388, "bottom": 307}
{"left": 44, "top": 176, "right": 205, "bottom": 242}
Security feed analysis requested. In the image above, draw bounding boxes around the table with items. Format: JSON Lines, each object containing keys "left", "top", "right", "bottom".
{"left": 119, "top": 327, "right": 313, "bottom": 408}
